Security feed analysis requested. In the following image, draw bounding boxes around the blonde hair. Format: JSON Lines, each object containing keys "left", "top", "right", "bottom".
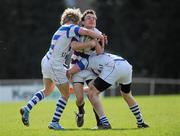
{"left": 60, "top": 8, "right": 82, "bottom": 25}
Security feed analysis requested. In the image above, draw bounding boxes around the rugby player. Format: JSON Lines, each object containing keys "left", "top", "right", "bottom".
{"left": 67, "top": 50, "right": 149, "bottom": 129}
{"left": 70, "top": 9, "right": 105, "bottom": 128}
{"left": 20, "top": 8, "right": 104, "bottom": 130}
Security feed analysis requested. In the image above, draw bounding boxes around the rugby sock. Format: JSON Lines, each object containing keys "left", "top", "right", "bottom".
{"left": 93, "top": 108, "right": 101, "bottom": 126}
{"left": 51, "top": 97, "right": 67, "bottom": 122}
{"left": 77, "top": 103, "right": 85, "bottom": 114}
{"left": 100, "top": 115, "right": 110, "bottom": 125}
{"left": 25, "top": 91, "right": 45, "bottom": 111}
{"left": 130, "top": 104, "right": 144, "bottom": 125}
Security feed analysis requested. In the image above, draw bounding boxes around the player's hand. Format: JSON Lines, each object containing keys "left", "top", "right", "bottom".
{"left": 103, "top": 34, "right": 108, "bottom": 45}
{"left": 66, "top": 70, "right": 72, "bottom": 80}
{"left": 98, "top": 35, "right": 105, "bottom": 47}
{"left": 88, "top": 39, "right": 97, "bottom": 48}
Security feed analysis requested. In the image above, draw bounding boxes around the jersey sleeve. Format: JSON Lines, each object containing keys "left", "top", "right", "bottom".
{"left": 94, "top": 28, "right": 102, "bottom": 35}
{"left": 76, "top": 58, "right": 88, "bottom": 70}
{"left": 68, "top": 25, "right": 81, "bottom": 38}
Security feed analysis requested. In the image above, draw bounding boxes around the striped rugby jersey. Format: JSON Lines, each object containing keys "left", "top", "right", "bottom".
{"left": 45, "top": 24, "right": 80, "bottom": 64}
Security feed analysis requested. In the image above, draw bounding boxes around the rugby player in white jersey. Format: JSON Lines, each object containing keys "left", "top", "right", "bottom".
{"left": 19, "top": 8, "right": 105, "bottom": 130}
{"left": 67, "top": 49, "right": 149, "bottom": 129}
{"left": 70, "top": 9, "right": 105, "bottom": 128}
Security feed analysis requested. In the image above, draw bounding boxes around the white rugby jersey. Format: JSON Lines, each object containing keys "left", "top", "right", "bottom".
{"left": 45, "top": 24, "right": 80, "bottom": 65}
{"left": 79, "top": 53, "right": 126, "bottom": 75}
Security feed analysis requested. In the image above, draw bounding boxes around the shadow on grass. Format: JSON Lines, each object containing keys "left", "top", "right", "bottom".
{"left": 52, "top": 127, "right": 139, "bottom": 131}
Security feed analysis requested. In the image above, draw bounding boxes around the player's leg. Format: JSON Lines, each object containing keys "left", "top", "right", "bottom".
{"left": 87, "top": 91, "right": 101, "bottom": 128}
{"left": 86, "top": 74, "right": 101, "bottom": 128}
{"left": 118, "top": 61, "right": 149, "bottom": 128}
{"left": 73, "top": 82, "right": 85, "bottom": 127}
{"left": 86, "top": 80, "right": 101, "bottom": 128}
{"left": 20, "top": 78, "right": 54, "bottom": 127}
{"left": 72, "top": 71, "right": 86, "bottom": 127}
{"left": 48, "top": 82, "right": 70, "bottom": 130}
{"left": 120, "top": 85, "right": 149, "bottom": 128}
{"left": 88, "top": 77, "right": 111, "bottom": 129}
{"left": 87, "top": 62, "right": 118, "bottom": 129}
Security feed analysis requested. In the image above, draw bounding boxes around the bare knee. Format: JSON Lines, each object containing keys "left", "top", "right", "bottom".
{"left": 43, "top": 79, "right": 55, "bottom": 97}
{"left": 76, "top": 95, "right": 84, "bottom": 105}
{"left": 121, "top": 91, "right": 132, "bottom": 99}
{"left": 62, "top": 91, "right": 70, "bottom": 101}
{"left": 43, "top": 87, "right": 54, "bottom": 97}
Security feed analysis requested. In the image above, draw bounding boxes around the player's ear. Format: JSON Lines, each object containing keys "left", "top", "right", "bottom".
{"left": 81, "top": 21, "right": 85, "bottom": 27}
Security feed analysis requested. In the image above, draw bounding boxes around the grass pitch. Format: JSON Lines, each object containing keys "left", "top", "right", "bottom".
{"left": 0, "top": 95, "right": 180, "bottom": 136}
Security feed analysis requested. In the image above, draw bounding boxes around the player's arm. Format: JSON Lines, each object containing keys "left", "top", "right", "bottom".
{"left": 71, "top": 40, "right": 96, "bottom": 50}
{"left": 66, "top": 64, "right": 80, "bottom": 78}
{"left": 95, "top": 40, "right": 104, "bottom": 54}
{"left": 66, "top": 59, "right": 87, "bottom": 79}
{"left": 103, "top": 33, "right": 108, "bottom": 45}
{"left": 79, "top": 27, "right": 104, "bottom": 46}
{"left": 95, "top": 33, "right": 107, "bottom": 54}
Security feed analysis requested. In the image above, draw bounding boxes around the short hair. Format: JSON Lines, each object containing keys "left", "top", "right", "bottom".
{"left": 60, "top": 8, "right": 82, "bottom": 25}
{"left": 81, "top": 9, "right": 97, "bottom": 21}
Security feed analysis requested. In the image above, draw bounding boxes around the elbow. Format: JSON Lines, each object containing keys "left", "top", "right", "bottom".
{"left": 79, "top": 28, "right": 89, "bottom": 36}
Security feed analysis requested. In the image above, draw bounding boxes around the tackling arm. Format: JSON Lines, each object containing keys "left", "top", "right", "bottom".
{"left": 66, "top": 58, "right": 88, "bottom": 79}
{"left": 79, "top": 27, "right": 104, "bottom": 46}
{"left": 71, "top": 40, "right": 97, "bottom": 51}
{"left": 95, "top": 40, "right": 104, "bottom": 54}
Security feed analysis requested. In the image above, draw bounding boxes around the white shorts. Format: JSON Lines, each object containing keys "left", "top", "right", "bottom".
{"left": 72, "top": 69, "right": 97, "bottom": 84}
{"left": 41, "top": 56, "right": 68, "bottom": 84}
{"left": 99, "top": 60, "right": 132, "bottom": 85}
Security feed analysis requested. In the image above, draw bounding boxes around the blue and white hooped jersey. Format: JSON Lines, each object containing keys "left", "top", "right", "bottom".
{"left": 45, "top": 24, "right": 80, "bottom": 64}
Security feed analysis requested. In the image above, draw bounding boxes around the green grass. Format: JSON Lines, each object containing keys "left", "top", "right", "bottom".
{"left": 0, "top": 95, "right": 180, "bottom": 136}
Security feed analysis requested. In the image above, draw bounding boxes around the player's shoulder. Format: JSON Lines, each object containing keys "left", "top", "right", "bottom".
{"left": 93, "top": 28, "right": 102, "bottom": 35}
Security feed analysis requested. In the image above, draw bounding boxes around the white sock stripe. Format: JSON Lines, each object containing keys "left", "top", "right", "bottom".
{"left": 103, "top": 122, "right": 109, "bottom": 125}
{"left": 57, "top": 101, "right": 66, "bottom": 107}
{"left": 132, "top": 109, "right": 139, "bottom": 113}
{"left": 25, "top": 106, "right": 30, "bottom": 111}
{"left": 131, "top": 106, "right": 139, "bottom": 110}
{"left": 131, "top": 107, "right": 139, "bottom": 111}
{"left": 101, "top": 118, "right": 108, "bottom": 121}
{"left": 137, "top": 120, "right": 144, "bottom": 124}
{"left": 55, "top": 111, "right": 61, "bottom": 116}
{"left": 56, "top": 107, "right": 64, "bottom": 112}
{"left": 34, "top": 92, "right": 43, "bottom": 101}
{"left": 137, "top": 117, "right": 143, "bottom": 121}
{"left": 130, "top": 104, "right": 138, "bottom": 109}
{"left": 35, "top": 95, "right": 41, "bottom": 102}
{"left": 134, "top": 112, "right": 141, "bottom": 116}
{"left": 40, "top": 91, "right": 45, "bottom": 99}
{"left": 29, "top": 101, "right": 35, "bottom": 107}
{"left": 53, "top": 115, "right": 60, "bottom": 119}
{"left": 100, "top": 115, "right": 106, "bottom": 120}
{"left": 136, "top": 113, "right": 142, "bottom": 117}
{"left": 59, "top": 97, "right": 67, "bottom": 105}
{"left": 133, "top": 109, "right": 140, "bottom": 114}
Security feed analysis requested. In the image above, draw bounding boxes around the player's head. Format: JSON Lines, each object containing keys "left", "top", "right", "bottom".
{"left": 81, "top": 9, "right": 97, "bottom": 29}
{"left": 60, "top": 8, "right": 82, "bottom": 25}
